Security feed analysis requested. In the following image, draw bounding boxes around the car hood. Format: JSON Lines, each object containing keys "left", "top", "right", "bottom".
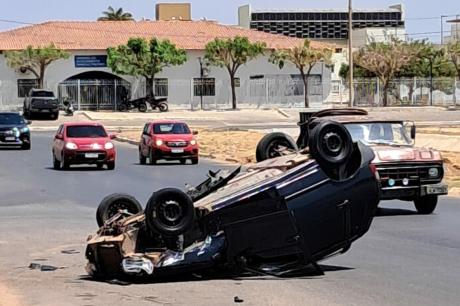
{"left": 67, "top": 137, "right": 110, "bottom": 145}
{"left": 154, "top": 134, "right": 193, "bottom": 141}
{"left": 0, "top": 124, "right": 26, "bottom": 131}
{"left": 370, "top": 145, "right": 442, "bottom": 163}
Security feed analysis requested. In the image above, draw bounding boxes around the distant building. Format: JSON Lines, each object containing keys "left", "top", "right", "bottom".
{"left": 238, "top": 4, "right": 406, "bottom": 47}
{"left": 155, "top": 3, "right": 191, "bottom": 21}
{"left": 444, "top": 19, "right": 460, "bottom": 43}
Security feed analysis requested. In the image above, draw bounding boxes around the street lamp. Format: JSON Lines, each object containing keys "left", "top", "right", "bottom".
{"left": 348, "top": 0, "right": 354, "bottom": 107}
{"left": 198, "top": 57, "right": 204, "bottom": 110}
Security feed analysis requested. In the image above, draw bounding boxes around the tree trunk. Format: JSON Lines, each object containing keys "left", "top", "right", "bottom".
{"left": 383, "top": 82, "right": 390, "bottom": 107}
{"left": 39, "top": 63, "right": 45, "bottom": 88}
{"left": 145, "top": 77, "right": 154, "bottom": 97}
{"left": 301, "top": 72, "right": 309, "bottom": 108}
{"left": 230, "top": 75, "right": 237, "bottom": 110}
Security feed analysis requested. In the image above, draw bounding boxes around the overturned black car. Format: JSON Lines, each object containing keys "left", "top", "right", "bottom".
{"left": 85, "top": 121, "right": 380, "bottom": 279}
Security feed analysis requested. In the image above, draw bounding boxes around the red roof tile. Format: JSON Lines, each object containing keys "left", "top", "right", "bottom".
{"left": 0, "top": 20, "right": 331, "bottom": 51}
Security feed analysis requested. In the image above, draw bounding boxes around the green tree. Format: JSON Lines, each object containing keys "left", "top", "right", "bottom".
{"left": 4, "top": 44, "right": 70, "bottom": 88}
{"left": 205, "top": 36, "right": 266, "bottom": 109}
{"left": 107, "top": 37, "right": 187, "bottom": 97}
{"left": 270, "top": 40, "right": 332, "bottom": 108}
{"left": 446, "top": 41, "right": 460, "bottom": 80}
{"left": 98, "top": 6, "right": 134, "bottom": 21}
{"left": 354, "top": 40, "right": 417, "bottom": 106}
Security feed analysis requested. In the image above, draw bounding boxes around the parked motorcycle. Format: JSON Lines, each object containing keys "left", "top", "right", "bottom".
{"left": 62, "top": 98, "right": 74, "bottom": 116}
{"left": 146, "top": 96, "right": 169, "bottom": 112}
{"left": 118, "top": 94, "right": 169, "bottom": 113}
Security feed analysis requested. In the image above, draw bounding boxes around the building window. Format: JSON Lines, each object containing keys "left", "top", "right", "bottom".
{"left": 193, "top": 78, "right": 215, "bottom": 96}
{"left": 154, "top": 78, "right": 168, "bottom": 97}
{"left": 18, "top": 79, "right": 39, "bottom": 98}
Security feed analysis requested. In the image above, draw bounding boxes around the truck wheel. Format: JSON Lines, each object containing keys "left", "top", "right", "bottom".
{"left": 145, "top": 188, "right": 194, "bottom": 237}
{"left": 308, "top": 120, "right": 353, "bottom": 170}
{"left": 149, "top": 149, "right": 157, "bottom": 165}
{"left": 256, "top": 132, "right": 298, "bottom": 162}
{"left": 414, "top": 196, "right": 438, "bottom": 214}
{"left": 96, "top": 193, "right": 143, "bottom": 227}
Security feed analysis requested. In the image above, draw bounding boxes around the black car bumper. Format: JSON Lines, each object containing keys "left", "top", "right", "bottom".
{"left": 151, "top": 148, "right": 198, "bottom": 160}
{"left": 0, "top": 134, "right": 30, "bottom": 147}
{"left": 380, "top": 183, "right": 448, "bottom": 200}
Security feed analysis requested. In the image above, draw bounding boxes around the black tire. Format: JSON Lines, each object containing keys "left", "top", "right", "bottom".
{"left": 308, "top": 120, "right": 353, "bottom": 169}
{"left": 96, "top": 163, "right": 104, "bottom": 170}
{"left": 107, "top": 161, "right": 115, "bottom": 170}
{"left": 96, "top": 193, "right": 143, "bottom": 227}
{"left": 149, "top": 149, "right": 157, "bottom": 165}
{"left": 118, "top": 103, "right": 128, "bottom": 112}
{"left": 21, "top": 142, "right": 31, "bottom": 150}
{"left": 50, "top": 111, "right": 59, "bottom": 120}
{"left": 138, "top": 102, "right": 148, "bottom": 113}
{"left": 158, "top": 102, "right": 168, "bottom": 112}
{"left": 414, "top": 195, "right": 438, "bottom": 214}
{"left": 180, "top": 159, "right": 187, "bottom": 165}
{"left": 139, "top": 148, "right": 147, "bottom": 165}
{"left": 53, "top": 153, "right": 60, "bottom": 170}
{"left": 145, "top": 188, "right": 195, "bottom": 236}
{"left": 191, "top": 157, "right": 199, "bottom": 165}
{"left": 60, "top": 155, "right": 70, "bottom": 170}
{"left": 256, "top": 132, "right": 298, "bottom": 162}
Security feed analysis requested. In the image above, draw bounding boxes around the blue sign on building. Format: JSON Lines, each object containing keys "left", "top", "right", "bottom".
{"left": 74, "top": 55, "right": 108, "bottom": 68}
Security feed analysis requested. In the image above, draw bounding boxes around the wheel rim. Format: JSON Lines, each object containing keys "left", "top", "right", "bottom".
{"left": 322, "top": 132, "right": 343, "bottom": 156}
{"left": 266, "top": 139, "right": 292, "bottom": 158}
{"left": 155, "top": 199, "right": 186, "bottom": 227}
{"left": 107, "top": 201, "right": 132, "bottom": 219}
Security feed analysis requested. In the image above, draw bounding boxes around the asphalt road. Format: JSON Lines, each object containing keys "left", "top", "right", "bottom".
{"left": 0, "top": 132, "right": 459, "bottom": 306}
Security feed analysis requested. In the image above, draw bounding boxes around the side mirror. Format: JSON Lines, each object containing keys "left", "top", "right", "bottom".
{"left": 193, "top": 130, "right": 199, "bottom": 135}
{"left": 109, "top": 133, "right": 117, "bottom": 140}
{"left": 55, "top": 134, "right": 63, "bottom": 140}
{"left": 26, "top": 120, "right": 32, "bottom": 125}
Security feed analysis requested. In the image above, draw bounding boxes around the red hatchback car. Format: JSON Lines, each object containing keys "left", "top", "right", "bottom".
{"left": 139, "top": 120, "right": 199, "bottom": 165}
{"left": 52, "top": 122, "right": 116, "bottom": 170}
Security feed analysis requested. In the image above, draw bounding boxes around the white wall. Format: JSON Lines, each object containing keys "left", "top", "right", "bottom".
{"left": 0, "top": 49, "right": 332, "bottom": 110}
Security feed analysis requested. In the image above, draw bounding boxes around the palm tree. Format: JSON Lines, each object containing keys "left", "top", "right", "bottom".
{"left": 98, "top": 6, "right": 134, "bottom": 21}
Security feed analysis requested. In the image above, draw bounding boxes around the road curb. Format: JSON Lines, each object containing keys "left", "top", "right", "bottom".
{"left": 114, "top": 136, "right": 140, "bottom": 146}
{"left": 276, "top": 108, "right": 291, "bottom": 118}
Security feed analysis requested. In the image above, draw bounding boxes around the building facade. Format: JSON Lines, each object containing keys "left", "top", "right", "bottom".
{"left": 0, "top": 20, "right": 334, "bottom": 111}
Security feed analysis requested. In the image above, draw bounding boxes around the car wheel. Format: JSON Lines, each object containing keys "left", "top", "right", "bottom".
{"left": 21, "top": 142, "right": 31, "bottom": 150}
{"left": 138, "top": 102, "right": 148, "bottom": 113}
{"left": 256, "top": 132, "right": 298, "bottom": 162}
{"left": 107, "top": 161, "right": 115, "bottom": 170}
{"left": 53, "top": 153, "right": 60, "bottom": 170}
{"left": 60, "top": 155, "right": 69, "bottom": 170}
{"left": 158, "top": 102, "right": 168, "bottom": 112}
{"left": 96, "top": 193, "right": 143, "bottom": 227}
{"left": 191, "top": 157, "right": 199, "bottom": 165}
{"left": 145, "top": 188, "right": 195, "bottom": 236}
{"left": 308, "top": 120, "right": 353, "bottom": 170}
{"left": 149, "top": 149, "right": 157, "bottom": 165}
{"left": 414, "top": 195, "right": 438, "bottom": 214}
{"left": 139, "top": 148, "right": 147, "bottom": 165}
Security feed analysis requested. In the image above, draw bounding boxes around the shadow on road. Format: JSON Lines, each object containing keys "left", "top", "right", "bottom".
{"left": 375, "top": 207, "right": 417, "bottom": 217}
{"left": 44, "top": 166, "right": 111, "bottom": 172}
{"left": 78, "top": 264, "right": 353, "bottom": 286}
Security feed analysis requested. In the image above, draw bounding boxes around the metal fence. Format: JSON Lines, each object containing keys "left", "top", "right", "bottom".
{"left": 330, "top": 77, "right": 460, "bottom": 107}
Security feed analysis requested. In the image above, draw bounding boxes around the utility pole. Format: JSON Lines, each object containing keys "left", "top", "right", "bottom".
{"left": 441, "top": 15, "right": 447, "bottom": 45}
{"left": 348, "top": 0, "right": 354, "bottom": 107}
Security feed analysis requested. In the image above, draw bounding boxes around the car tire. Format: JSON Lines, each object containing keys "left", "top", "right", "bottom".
{"left": 96, "top": 163, "right": 104, "bottom": 170}
{"left": 60, "top": 155, "right": 69, "bottom": 170}
{"left": 158, "top": 102, "right": 168, "bottom": 112}
{"left": 145, "top": 188, "right": 195, "bottom": 237}
{"left": 191, "top": 157, "right": 199, "bottom": 165}
{"left": 256, "top": 132, "right": 298, "bottom": 162}
{"left": 149, "top": 149, "right": 157, "bottom": 165}
{"left": 50, "top": 111, "right": 59, "bottom": 120}
{"left": 139, "top": 148, "right": 147, "bottom": 165}
{"left": 308, "top": 120, "right": 353, "bottom": 170}
{"left": 96, "top": 193, "right": 143, "bottom": 227}
{"left": 138, "top": 102, "right": 148, "bottom": 113}
{"left": 414, "top": 195, "right": 438, "bottom": 214}
{"left": 21, "top": 142, "right": 31, "bottom": 150}
{"left": 53, "top": 153, "right": 60, "bottom": 170}
{"left": 107, "top": 161, "right": 115, "bottom": 170}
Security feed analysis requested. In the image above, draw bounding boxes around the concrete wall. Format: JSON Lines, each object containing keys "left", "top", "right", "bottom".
{"left": 0, "top": 49, "right": 332, "bottom": 110}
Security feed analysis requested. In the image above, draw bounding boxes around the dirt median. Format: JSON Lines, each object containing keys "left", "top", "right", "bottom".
{"left": 0, "top": 282, "right": 24, "bottom": 306}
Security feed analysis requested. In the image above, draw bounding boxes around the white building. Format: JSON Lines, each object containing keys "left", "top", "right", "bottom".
{"left": 0, "top": 20, "right": 334, "bottom": 110}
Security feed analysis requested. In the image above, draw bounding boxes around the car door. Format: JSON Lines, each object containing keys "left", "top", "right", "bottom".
{"left": 140, "top": 123, "right": 151, "bottom": 156}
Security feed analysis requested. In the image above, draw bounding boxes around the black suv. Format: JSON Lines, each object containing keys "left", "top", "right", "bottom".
{"left": 23, "top": 89, "right": 59, "bottom": 120}
{"left": 0, "top": 112, "right": 31, "bottom": 150}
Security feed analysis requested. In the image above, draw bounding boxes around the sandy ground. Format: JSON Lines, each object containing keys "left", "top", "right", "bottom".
{"left": 118, "top": 128, "right": 460, "bottom": 196}
{"left": 0, "top": 283, "right": 23, "bottom": 306}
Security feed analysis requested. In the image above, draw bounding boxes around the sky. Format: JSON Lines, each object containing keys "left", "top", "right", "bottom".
{"left": 1, "top": 0, "right": 459, "bottom": 43}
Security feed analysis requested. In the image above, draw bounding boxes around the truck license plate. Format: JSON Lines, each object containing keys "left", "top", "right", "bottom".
{"left": 426, "top": 186, "right": 448, "bottom": 195}
{"left": 171, "top": 149, "right": 184, "bottom": 154}
{"left": 85, "top": 153, "right": 99, "bottom": 158}
{"left": 5, "top": 137, "right": 15, "bottom": 141}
